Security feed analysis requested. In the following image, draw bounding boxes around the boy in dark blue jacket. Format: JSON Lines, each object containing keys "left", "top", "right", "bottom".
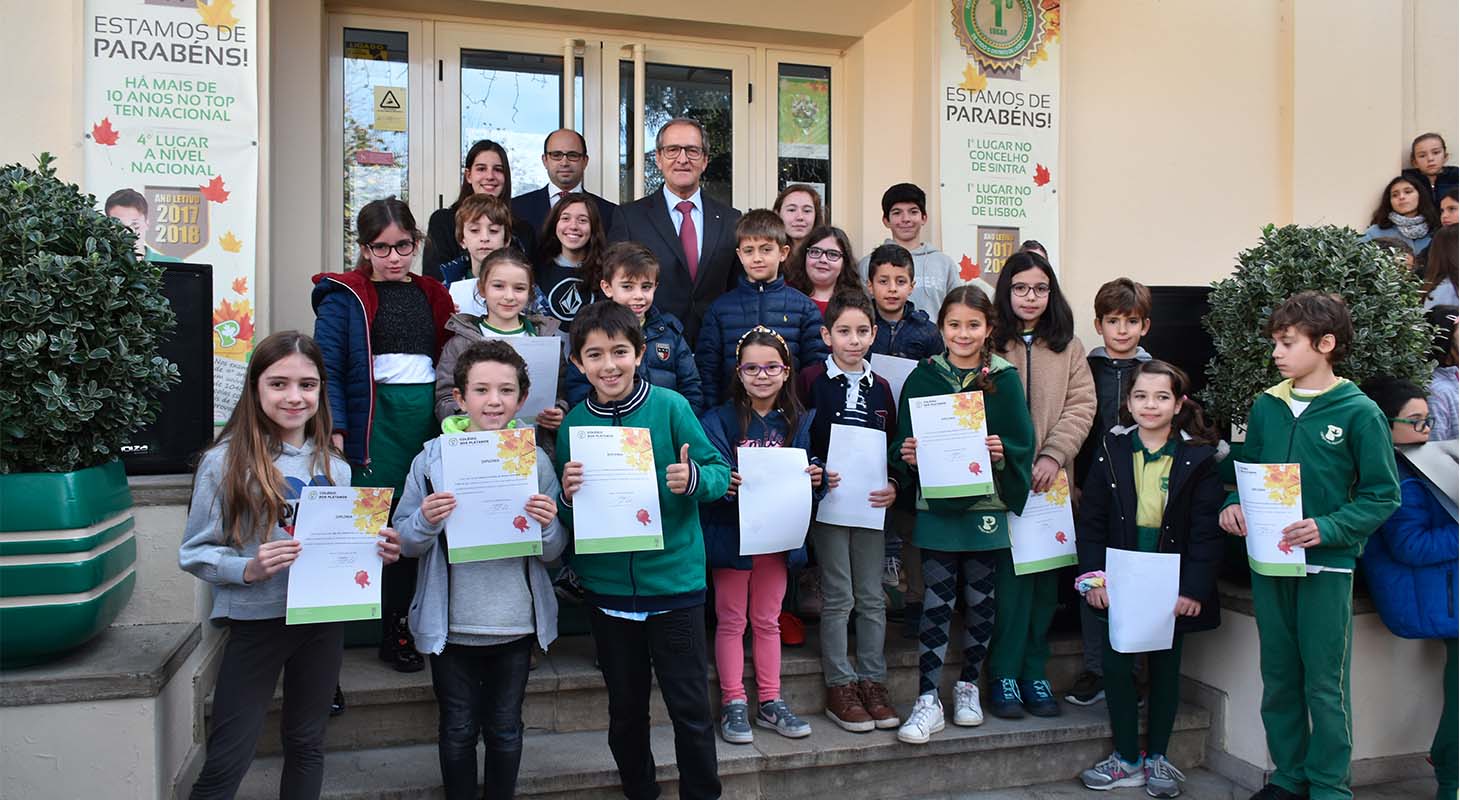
{"left": 868, "top": 243, "right": 944, "bottom": 362}
{"left": 564, "top": 241, "right": 704, "bottom": 414}
{"left": 696, "top": 210, "right": 828, "bottom": 405}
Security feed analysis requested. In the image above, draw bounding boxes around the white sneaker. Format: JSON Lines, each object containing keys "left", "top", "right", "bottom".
{"left": 896, "top": 693, "right": 945, "bottom": 745}
{"left": 952, "top": 680, "right": 984, "bottom": 726}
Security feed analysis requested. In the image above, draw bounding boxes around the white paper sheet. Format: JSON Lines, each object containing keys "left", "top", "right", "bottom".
{"left": 440, "top": 428, "right": 543, "bottom": 563}
{"left": 483, "top": 335, "right": 562, "bottom": 423}
{"left": 870, "top": 354, "right": 919, "bottom": 406}
{"left": 570, "top": 427, "right": 665, "bottom": 554}
{"left": 1233, "top": 462, "right": 1307, "bottom": 577}
{"left": 449, "top": 280, "right": 489, "bottom": 318}
{"left": 1008, "top": 468, "right": 1078, "bottom": 574}
{"left": 736, "top": 447, "right": 812, "bottom": 555}
{"left": 907, "top": 391, "right": 994, "bottom": 498}
{"left": 815, "top": 424, "right": 890, "bottom": 529}
{"left": 285, "top": 486, "right": 389, "bottom": 624}
{"left": 1106, "top": 548, "right": 1181, "bottom": 653}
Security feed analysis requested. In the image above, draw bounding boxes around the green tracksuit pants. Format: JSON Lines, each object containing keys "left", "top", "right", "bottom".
{"left": 1106, "top": 634, "right": 1184, "bottom": 764}
{"left": 1250, "top": 570, "right": 1355, "bottom": 800}
{"left": 988, "top": 550, "right": 1058, "bottom": 680}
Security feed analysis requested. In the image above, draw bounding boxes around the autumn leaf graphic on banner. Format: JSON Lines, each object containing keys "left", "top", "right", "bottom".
{"left": 196, "top": 0, "right": 239, "bottom": 28}
{"left": 958, "top": 63, "right": 987, "bottom": 93}
{"left": 621, "top": 429, "right": 655, "bottom": 472}
{"left": 221, "top": 232, "right": 243, "bottom": 253}
{"left": 1041, "top": 0, "right": 1061, "bottom": 43}
{"left": 959, "top": 254, "right": 981, "bottom": 281}
{"left": 1033, "top": 164, "right": 1052, "bottom": 187}
{"left": 231, "top": 276, "right": 248, "bottom": 294}
{"left": 212, "top": 298, "right": 255, "bottom": 358}
{"left": 951, "top": 392, "right": 986, "bottom": 431}
{"left": 91, "top": 118, "right": 119, "bottom": 146}
{"left": 1044, "top": 470, "right": 1070, "bottom": 506}
{"left": 351, "top": 488, "right": 392, "bottom": 534}
{"left": 200, "top": 175, "right": 230, "bottom": 203}
{"left": 495, "top": 428, "right": 537, "bottom": 477}
{"left": 1263, "top": 464, "right": 1302, "bottom": 507}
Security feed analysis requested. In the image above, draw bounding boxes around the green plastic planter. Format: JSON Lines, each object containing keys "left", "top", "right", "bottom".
{"left": 0, "top": 461, "right": 137, "bottom": 668}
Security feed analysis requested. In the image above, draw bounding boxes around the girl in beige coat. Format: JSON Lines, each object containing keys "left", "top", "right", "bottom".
{"left": 985, "top": 252, "right": 1095, "bottom": 719}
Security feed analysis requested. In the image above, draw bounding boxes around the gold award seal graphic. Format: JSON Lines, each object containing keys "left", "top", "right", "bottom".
{"left": 952, "top": 0, "right": 1049, "bottom": 75}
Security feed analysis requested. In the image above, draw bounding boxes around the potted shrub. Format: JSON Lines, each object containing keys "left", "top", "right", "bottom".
{"left": 0, "top": 154, "right": 179, "bottom": 667}
{"left": 1202, "top": 224, "right": 1435, "bottom": 429}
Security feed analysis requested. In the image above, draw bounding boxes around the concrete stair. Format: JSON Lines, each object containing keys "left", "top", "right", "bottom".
{"left": 222, "top": 624, "right": 1211, "bottom": 798}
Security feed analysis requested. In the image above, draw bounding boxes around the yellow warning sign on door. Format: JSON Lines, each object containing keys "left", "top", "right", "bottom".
{"left": 373, "top": 86, "right": 406, "bottom": 132}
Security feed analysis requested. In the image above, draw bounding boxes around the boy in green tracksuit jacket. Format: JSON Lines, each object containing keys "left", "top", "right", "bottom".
{"left": 1220, "top": 292, "right": 1401, "bottom": 800}
{"left": 554, "top": 300, "right": 731, "bottom": 800}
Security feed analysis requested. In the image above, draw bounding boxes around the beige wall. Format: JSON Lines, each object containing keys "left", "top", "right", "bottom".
{"left": 2, "top": 0, "right": 84, "bottom": 182}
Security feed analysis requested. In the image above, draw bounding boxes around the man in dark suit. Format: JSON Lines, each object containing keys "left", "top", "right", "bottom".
{"left": 511, "top": 128, "right": 617, "bottom": 239}
{"left": 607, "top": 118, "right": 741, "bottom": 345}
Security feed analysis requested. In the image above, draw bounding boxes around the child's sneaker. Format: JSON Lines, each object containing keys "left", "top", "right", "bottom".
{"left": 952, "top": 680, "right": 984, "bottom": 726}
{"left": 1019, "top": 678, "right": 1060, "bottom": 717}
{"left": 1247, "top": 782, "right": 1305, "bottom": 800}
{"left": 719, "top": 700, "right": 753, "bottom": 744}
{"left": 857, "top": 679, "right": 901, "bottom": 729}
{"left": 896, "top": 693, "right": 945, "bottom": 744}
{"left": 989, "top": 677, "right": 1025, "bottom": 719}
{"left": 756, "top": 698, "right": 811, "bottom": 738}
{"left": 1144, "top": 754, "right": 1186, "bottom": 798}
{"left": 1080, "top": 752, "right": 1146, "bottom": 790}
{"left": 825, "top": 684, "right": 875, "bottom": 732}
{"left": 882, "top": 555, "right": 905, "bottom": 590}
{"left": 1064, "top": 670, "right": 1105, "bottom": 706}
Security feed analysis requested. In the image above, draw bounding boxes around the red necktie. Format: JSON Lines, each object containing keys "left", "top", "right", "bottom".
{"left": 676, "top": 200, "right": 699, "bottom": 281}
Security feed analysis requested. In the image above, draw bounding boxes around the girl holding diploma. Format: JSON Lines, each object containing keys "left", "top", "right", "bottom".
{"left": 700, "top": 327, "right": 825, "bottom": 744}
{"left": 395, "top": 341, "right": 566, "bottom": 800}
{"left": 986, "top": 251, "right": 1095, "bottom": 719}
{"left": 1074, "top": 361, "right": 1224, "bottom": 797}
{"left": 892, "top": 286, "right": 1035, "bottom": 745}
{"left": 180, "top": 332, "right": 402, "bottom": 800}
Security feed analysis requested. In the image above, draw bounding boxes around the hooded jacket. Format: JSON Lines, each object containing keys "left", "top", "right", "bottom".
{"left": 432, "top": 311, "right": 565, "bottom": 423}
{"left": 311, "top": 267, "right": 455, "bottom": 467}
{"left": 1074, "top": 346, "right": 1153, "bottom": 485}
{"left": 564, "top": 305, "right": 703, "bottom": 414}
{"left": 1362, "top": 443, "right": 1458, "bottom": 639}
{"left": 889, "top": 354, "right": 1036, "bottom": 552}
{"left": 1077, "top": 427, "right": 1225, "bottom": 634}
{"left": 1222, "top": 379, "right": 1401, "bottom": 569}
{"left": 698, "top": 403, "right": 822, "bottom": 570}
{"left": 394, "top": 417, "right": 566, "bottom": 654}
{"left": 872, "top": 301, "right": 945, "bottom": 362}
{"left": 694, "top": 275, "right": 828, "bottom": 406}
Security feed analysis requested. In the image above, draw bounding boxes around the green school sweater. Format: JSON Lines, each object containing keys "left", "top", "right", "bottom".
{"left": 555, "top": 379, "right": 731, "bottom": 610}
{"left": 889, "top": 354, "right": 1036, "bottom": 552}
{"left": 1222, "top": 378, "right": 1401, "bottom": 569}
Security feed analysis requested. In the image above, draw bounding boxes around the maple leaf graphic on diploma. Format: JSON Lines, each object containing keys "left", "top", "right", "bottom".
{"left": 92, "top": 118, "right": 120, "bottom": 146}
{"left": 196, "top": 0, "right": 239, "bottom": 28}
{"left": 200, "top": 176, "right": 230, "bottom": 203}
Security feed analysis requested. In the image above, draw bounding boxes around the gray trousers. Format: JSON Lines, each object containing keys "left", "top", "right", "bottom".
{"left": 812, "top": 522, "right": 887, "bottom": 685}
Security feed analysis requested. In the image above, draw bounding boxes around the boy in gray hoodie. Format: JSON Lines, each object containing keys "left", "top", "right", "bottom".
{"left": 855, "top": 182, "right": 994, "bottom": 312}
{"left": 393, "top": 340, "right": 566, "bottom": 800}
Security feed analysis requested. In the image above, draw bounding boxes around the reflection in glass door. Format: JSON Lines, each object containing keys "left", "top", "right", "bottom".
{"left": 459, "top": 49, "right": 583, "bottom": 196}
{"left": 341, "top": 28, "right": 410, "bottom": 268}
{"left": 618, "top": 62, "right": 734, "bottom": 207}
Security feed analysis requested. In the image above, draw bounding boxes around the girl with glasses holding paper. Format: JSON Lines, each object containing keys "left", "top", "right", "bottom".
{"left": 313, "top": 197, "right": 455, "bottom": 673}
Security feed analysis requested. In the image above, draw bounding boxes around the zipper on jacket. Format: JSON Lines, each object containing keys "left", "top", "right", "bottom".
{"left": 1024, "top": 340, "right": 1033, "bottom": 410}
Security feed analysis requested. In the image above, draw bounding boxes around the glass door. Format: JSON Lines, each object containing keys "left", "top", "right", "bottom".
{"left": 601, "top": 41, "right": 752, "bottom": 209}
{"left": 433, "top": 25, "right": 598, "bottom": 211}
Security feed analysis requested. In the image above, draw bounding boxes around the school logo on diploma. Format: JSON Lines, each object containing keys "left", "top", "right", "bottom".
{"left": 951, "top": 0, "right": 1050, "bottom": 74}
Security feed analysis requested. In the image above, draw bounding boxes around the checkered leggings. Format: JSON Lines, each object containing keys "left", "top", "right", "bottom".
{"left": 917, "top": 548, "right": 997, "bottom": 695}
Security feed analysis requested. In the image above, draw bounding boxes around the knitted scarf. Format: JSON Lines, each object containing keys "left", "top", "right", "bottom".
{"left": 1388, "top": 211, "right": 1430, "bottom": 240}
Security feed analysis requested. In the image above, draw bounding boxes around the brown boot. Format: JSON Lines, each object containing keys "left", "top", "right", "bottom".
{"left": 825, "top": 683, "right": 875, "bottom": 732}
{"left": 858, "top": 680, "right": 901, "bottom": 729}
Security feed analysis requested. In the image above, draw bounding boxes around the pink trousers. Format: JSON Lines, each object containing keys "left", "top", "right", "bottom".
{"left": 712, "top": 555, "right": 788, "bottom": 703}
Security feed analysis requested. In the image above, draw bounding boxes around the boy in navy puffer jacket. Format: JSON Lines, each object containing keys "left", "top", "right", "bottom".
{"left": 695, "top": 211, "right": 828, "bottom": 405}
{"left": 868, "top": 243, "right": 944, "bottom": 363}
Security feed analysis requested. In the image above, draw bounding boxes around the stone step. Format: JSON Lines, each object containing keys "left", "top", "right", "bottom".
{"left": 226, "top": 621, "right": 1094, "bottom": 756}
{"left": 232, "top": 701, "right": 1209, "bottom": 800}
